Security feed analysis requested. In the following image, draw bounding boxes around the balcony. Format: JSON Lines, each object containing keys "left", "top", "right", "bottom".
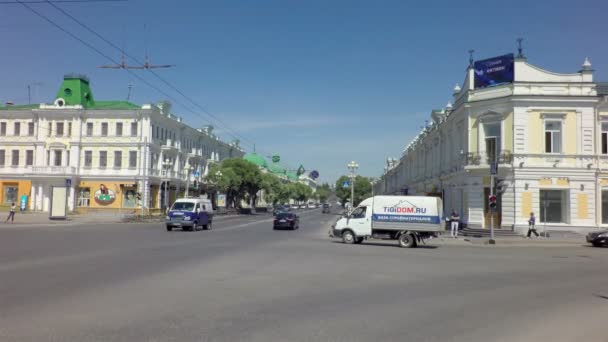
{"left": 464, "top": 150, "right": 513, "bottom": 167}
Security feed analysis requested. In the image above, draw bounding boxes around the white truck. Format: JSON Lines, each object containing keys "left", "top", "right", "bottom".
{"left": 331, "top": 195, "right": 444, "bottom": 248}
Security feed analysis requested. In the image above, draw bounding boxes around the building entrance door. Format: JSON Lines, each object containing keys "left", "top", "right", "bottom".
{"left": 483, "top": 187, "right": 502, "bottom": 228}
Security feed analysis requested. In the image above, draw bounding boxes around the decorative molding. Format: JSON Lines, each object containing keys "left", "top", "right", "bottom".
{"left": 540, "top": 113, "right": 567, "bottom": 119}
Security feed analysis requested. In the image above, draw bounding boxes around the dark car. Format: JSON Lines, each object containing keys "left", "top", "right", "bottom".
{"left": 273, "top": 205, "right": 289, "bottom": 216}
{"left": 322, "top": 203, "right": 330, "bottom": 213}
{"left": 586, "top": 230, "right": 608, "bottom": 247}
{"left": 273, "top": 212, "right": 299, "bottom": 230}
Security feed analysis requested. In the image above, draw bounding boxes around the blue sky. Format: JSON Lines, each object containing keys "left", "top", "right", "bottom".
{"left": 1, "top": 0, "right": 607, "bottom": 183}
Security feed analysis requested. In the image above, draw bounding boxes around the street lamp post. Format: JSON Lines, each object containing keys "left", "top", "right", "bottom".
{"left": 184, "top": 164, "right": 192, "bottom": 198}
{"left": 347, "top": 161, "right": 359, "bottom": 213}
{"left": 162, "top": 159, "right": 172, "bottom": 211}
{"left": 215, "top": 170, "right": 223, "bottom": 209}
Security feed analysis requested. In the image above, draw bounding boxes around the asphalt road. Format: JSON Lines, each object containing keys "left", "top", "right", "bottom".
{"left": 1, "top": 209, "right": 607, "bottom": 342}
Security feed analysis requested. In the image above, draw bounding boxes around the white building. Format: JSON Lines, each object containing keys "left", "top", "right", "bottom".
{"left": 374, "top": 54, "right": 608, "bottom": 234}
{"left": 0, "top": 74, "right": 243, "bottom": 213}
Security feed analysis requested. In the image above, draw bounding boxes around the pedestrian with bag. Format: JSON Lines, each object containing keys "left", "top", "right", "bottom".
{"left": 5, "top": 202, "right": 16, "bottom": 223}
{"left": 450, "top": 209, "right": 460, "bottom": 238}
{"left": 527, "top": 212, "right": 539, "bottom": 238}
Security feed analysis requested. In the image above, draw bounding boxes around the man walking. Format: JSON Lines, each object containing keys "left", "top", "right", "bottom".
{"left": 450, "top": 209, "right": 460, "bottom": 238}
{"left": 527, "top": 212, "right": 539, "bottom": 238}
{"left": 5, "top": 202, "right": 16, "bottom": 223}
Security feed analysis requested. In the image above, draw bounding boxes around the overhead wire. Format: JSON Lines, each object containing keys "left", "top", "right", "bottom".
{"left": 15, "top": 0, "right": 298, "bottom": 171}
{"left": 44, "top": 0, "right": 259, "bottom": 150}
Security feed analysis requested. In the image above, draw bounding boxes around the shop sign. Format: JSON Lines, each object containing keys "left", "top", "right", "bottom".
{"left": 94, "top": 184, "right": 116, "bottom": 205}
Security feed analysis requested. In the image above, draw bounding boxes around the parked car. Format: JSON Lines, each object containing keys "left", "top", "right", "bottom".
{"left": 322, "top": 203, "right": 330, "bottom": 213}
{"left": 290, "top": 204, "right": 299, "bottom": 210}
{"left": 586, "top": 230, "right": 608, "bottom": 247}
{"left": 166, "top": 198, "right": 214, "bottom": 232}
{"left": 299, "top": 204, "right": 307, "bottom": 209}
{"left": 273, "top": 212, "right": 299, "bottom": 230}
{"left": 308, "top": 203, "right": 316, "bottom": 209}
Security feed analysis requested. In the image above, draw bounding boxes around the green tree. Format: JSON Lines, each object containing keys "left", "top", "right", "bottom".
{"left": 221, "top": 158, "right": 263, "bottom": 207}
{"left": 261, "top": 173, "right": 283, "bottom": 205}
{"left": 207, "top": 163, "right": 241, "bottom": 208}
{"left": 315, "top": 183, "right": 332, "bottom": 203}
{"left": 334, "top": 175, "right": 372, "bottom": 207}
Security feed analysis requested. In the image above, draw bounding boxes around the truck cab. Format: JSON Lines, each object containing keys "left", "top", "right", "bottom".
{"left": 332, "top": 198, "right": 373, "bottom": 243}
{"left": 166, "top": 198, "right": 214, "bottom": 232}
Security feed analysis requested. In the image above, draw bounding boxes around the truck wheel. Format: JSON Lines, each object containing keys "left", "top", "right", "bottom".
{"left": 354, "top": 237, "right": 364, "bottom": 244}
{"left": 204, "top": 221, "right": 212, "bottom": 230}
{"left": 342, "top": 230, "right": 356, "bottom": 244}
{"left": 398, "top": 233, "right": 416, "bottom": 248}
{"left": 166, "top": 225, "right": 172, "bottom": 232}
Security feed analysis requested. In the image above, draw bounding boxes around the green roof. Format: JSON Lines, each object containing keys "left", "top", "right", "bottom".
{"left": 56, "top": 74, "right": 95, "bottom": 108}
{"left": 268, "top": 162, "right": 286, "bottom": 175}
{"left": 287, "top": 171, "right": 298, "bottom": 181}
{"left": 244, "top": 152, "right": 268, "bottom": 168}
{"left": 90, "top": 101, "right": 140, "bottom": 110}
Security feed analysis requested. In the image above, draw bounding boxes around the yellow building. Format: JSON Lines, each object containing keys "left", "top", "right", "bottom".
{"left": 375, "top": 54, "right": 608, "bottom": 234}
{"left": 0, "top": 74, "right": 243, "bottom": 214}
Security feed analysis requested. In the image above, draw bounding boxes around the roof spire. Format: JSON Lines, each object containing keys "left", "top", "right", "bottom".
{"left": 582, "top": 57, "right": 592, "bottom": 71}
{"left": 468, "top": 49, "right": 475, "bottom": 68}
{"left": 516, "top": 37, "right": 525, "bottom": 58}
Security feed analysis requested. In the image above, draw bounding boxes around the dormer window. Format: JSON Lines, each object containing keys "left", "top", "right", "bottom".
{"left": 64, "top": 88, "right": 72, "bottom": 96}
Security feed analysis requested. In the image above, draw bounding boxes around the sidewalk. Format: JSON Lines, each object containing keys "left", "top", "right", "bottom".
{"left": 0, "top": 211, "right": 124, "bottom": 226}
{"left": 432, "top": 231, "right": 588, "bottom": 248}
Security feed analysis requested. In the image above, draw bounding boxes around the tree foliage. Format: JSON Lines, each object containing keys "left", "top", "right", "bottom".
{"left": 334, "top": 175, "right": 372, "bottom": 207}
{"left": 315, "top": 183, "right": 332, "bottom": 203}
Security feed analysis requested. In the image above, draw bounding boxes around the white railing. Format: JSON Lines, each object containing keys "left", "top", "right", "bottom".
{"left": 32, "top": 166, "right": 76, "bottom": 174}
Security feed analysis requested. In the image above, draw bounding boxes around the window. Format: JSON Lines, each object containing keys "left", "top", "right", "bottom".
{"left": 99, "top": 151, "right": 107, "bottom": 168}
{"left": 101, "top": 122, "right": 108, "bottom": 136}
{"left": 68, "top": 122, "right": 72, "bottom": 137}
{"left": 3, "top": 185, "right": 18, "bottom": 204}
{"left": 602, "top": 190, "right": 608, "bottom": 224}
{"left": 484, "top": 122, "right": 501, "bottom": 163}
{"left": 26, "top": 150, "right": 33, "bottom": 166}
{"left": 56, "top": 122, "right": 64, "bottom": 136}
{"left": 66, "top": 151, "right": 70, "bottom": 166}
{"left": 84, "top": 151, "right": 92, "bottom": 167}
{"left": 129, "top": 151, "right": 137, "bottom": 168}
{"left": 48, "top": 122, "right": 52, "bottom": 137}
{"left": 0, "top": 150, "right": 4, "bottom": 166}
{"left": 0, "top": 122, "right": 6, "bottom": 136}
{"left": 602, "top": 123, "right": 608, "bottom": 155}
{"left": 540, "top": 190, "right": 568, "bottom": 223}
{"left": 86, "top": 122, "right": 93, "bottom": 136}
{"left": 545, "top": 121, "right": 562, "bottom": 153}
{"left": 53, "top": 150, "right": 62, "bottom": 166}
{"left": 114, "top": 151, "right": 122, "bottom": 168}
{"left": 14, "top": 122, "right": 20, "bottom": 136}
{"left": 351, "top": 206, "right": 367, "bottom": 219}
{"left": 77, "top": 187, "right": 90, "bottom": 207}
{"left": 116, "top": 122, "right": 123, "bottom": 136}
{"left": 131, "top": 122, "right": 138, "bottom": 136}
{"left": 28, "top": 122, "right": 34, "bottom": 136}
{"left": 123, "top": 189, "right": 137, "bottom": 208}
{"left": 11, "top": 150, "right": 19, "bottom": 166}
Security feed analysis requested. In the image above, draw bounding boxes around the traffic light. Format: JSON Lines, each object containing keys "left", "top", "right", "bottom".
{"left": 489, "top": 195, "right": 497, "bottom": 209}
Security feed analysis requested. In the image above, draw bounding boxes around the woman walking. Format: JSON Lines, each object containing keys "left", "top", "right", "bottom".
{"left": 5, "top": 202, "right": 16, "bottom": 223}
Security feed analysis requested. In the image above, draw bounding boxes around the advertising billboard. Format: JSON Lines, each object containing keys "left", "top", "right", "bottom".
{"left": 474, "top": 54, "right": 514, "bottom": 89}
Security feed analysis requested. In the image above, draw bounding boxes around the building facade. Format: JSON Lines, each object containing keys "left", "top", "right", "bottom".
{"left": 374, "top": 56, "right": 608, "bottom": 233}
{"left": 0, "top": 74, "right": 243, "bottom": 213}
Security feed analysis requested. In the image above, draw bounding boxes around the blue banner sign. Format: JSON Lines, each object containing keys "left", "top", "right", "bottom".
{"left": 372, "top": 214, "right": 440, "bottom": 224}
{"left": 474, "top": 54, "right": 514, "bottom": 89}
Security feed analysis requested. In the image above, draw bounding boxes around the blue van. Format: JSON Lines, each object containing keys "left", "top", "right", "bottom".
{"left": 166, "top": 198, "right": 214, "bottom": 232}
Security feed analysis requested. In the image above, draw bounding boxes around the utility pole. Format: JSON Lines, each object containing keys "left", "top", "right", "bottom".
{"left": 347, "top": 161, "right": 359, "bottom": 212}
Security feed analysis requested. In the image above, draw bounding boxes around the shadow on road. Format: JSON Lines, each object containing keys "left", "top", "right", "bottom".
{"left": 330, "top": 241, "right": 438, "bottom": 249}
